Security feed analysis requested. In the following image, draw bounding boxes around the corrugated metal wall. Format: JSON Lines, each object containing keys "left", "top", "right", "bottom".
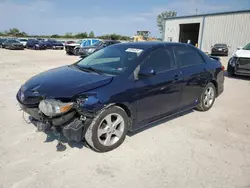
{"left": 164, "top": 12, "right": 250, "bottom": 55}
{"left": 201, "top": 12, "right": 250, "bottom": 54}
{"left": 163, "top": 17, "right": 203, "bottom": 45}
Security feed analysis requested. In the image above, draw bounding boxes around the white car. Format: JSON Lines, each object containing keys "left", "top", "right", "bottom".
{"left": 19, "top": 39, "right": 28, "bottom": 47}
{"left": 227, "top": 43, "right": 250, "bottom": 76}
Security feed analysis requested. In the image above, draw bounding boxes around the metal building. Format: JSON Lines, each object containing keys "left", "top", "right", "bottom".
{"left": 163, "top": 10, "right": 250, "bottom": 54}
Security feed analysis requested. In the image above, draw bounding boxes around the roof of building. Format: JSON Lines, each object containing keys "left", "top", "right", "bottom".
{"left": 165, "top": 9, "right": 250, "bottom": 20}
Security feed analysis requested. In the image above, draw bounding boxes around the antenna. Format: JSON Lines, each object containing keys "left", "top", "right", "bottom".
{"left": 196, "top": 8, "right": 198, "bottom": 14}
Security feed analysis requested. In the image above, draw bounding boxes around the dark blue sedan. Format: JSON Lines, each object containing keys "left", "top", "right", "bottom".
{"left": 17, "top": 42, "right": 224, "bottom": 152}
{"left": 45, "top": 39, "right": 64, "bottom": 50}
{"left": 26, "top": 39, "right": 47, "bottom": 50}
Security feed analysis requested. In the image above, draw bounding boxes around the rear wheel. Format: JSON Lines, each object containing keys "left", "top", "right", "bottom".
{"left": 85, "top": 106, "right": 128, "bottom": 152}
{"left": 196, "top": 83, "right": 216, "bottom": 111}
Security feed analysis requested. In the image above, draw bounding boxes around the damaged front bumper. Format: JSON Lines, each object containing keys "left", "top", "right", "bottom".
{"left": 18, "top": 100, "right": 93, "bottom": 142}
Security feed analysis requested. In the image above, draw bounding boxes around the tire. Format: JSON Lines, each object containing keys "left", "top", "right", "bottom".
{"left": 85, "top": 106, "right": 128, "bottom": 152}
{"left": 196, "top": 83, "right": 216, "bottom": 111}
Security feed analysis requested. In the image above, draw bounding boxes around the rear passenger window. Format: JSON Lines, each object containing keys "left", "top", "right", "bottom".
{"left": 141, "top": 47, "right": 175, "bottom": 72}
{"left": 174, "top": 45, "right": 205, "bottom": 67}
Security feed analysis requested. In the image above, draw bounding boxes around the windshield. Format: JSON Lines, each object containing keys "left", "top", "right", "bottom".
{"left": 19, "top": 39, "right": 27, "bottom": 42}
{"left": 76, "top": 40, "right": 82, "bottom": 44}
{"left": 76, "top": 45, "right": 144, "bottom": 75}
{"left": 243, "top": 43, "right": 250, "bottom": 50}
{"left": 214, "top": 44, "right": 227, "bottom": 47}
{"left": 93, "top": 41, "right": 103, "bottom": 46}
{"left": 8, "top": 40, "right": 20, "bottom": 43}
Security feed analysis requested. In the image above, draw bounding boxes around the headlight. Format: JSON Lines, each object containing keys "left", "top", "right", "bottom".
{"left": 35, "top": 44, "right": 40, "bottom": 47}
{"left": 39, "top": 99, "right": 74, "bottom": 117}
{"left": 87, "top": 48, "right": 95, "bottom": 53}
{"left": 229, "top": 57, "right": 237, "bottom": 67}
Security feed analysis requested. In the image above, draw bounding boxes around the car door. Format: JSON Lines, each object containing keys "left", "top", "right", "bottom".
{"left": 173, "top": 44, "right": 209, "bottom": 108}
{"left": 134, "top": 46, "right": 182, "bottom": 124}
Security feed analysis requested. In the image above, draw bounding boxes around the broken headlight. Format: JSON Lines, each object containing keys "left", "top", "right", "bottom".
{"left": 39, "top": 99, "right": 74, "bottom": 117}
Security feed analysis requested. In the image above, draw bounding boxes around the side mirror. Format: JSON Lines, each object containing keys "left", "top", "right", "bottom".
{"left": 138, "top": 68, "right": 156, "bottom": 78}
{"left": 237, "top": 46, "right": 242, "bottom": 50}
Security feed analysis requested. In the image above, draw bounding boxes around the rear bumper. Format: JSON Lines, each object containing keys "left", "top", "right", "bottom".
{"left": 216, "top": 71, "right": 224, "bottom": 96}
{"left": 211, "top": 51, "right": 228, "bottom": 55}
{"left": 52, "top": 46, "right": 64, "bottom": 50}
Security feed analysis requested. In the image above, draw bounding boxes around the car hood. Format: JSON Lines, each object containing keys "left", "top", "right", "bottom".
{"left": 234, "top": 50, "right": 250, "bottom": 58}
{"left": 19, "top": 65, "right": 113, "bottom": 104}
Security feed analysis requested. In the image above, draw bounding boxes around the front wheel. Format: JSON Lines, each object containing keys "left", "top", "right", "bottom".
{"left": 85, "top": 106, "right": 128, "bottom": 152}
{"left": 196, "top": 83, "right": 216, "bottom": 111}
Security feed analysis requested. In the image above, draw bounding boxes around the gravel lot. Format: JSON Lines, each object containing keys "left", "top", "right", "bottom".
{"left": 0, "top": 49, "right": 250, "bottom": 188}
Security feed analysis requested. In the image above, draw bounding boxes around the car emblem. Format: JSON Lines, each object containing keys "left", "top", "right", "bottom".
{"left": 20, "top": 92, "right": 25, "bottom": 101}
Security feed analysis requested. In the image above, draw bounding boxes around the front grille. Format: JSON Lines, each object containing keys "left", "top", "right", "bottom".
{"left": 238, "top": 58, "right": 250, "bottom": 65}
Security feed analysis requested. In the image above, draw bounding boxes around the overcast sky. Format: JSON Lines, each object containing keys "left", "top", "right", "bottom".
{"left": 0, "top": 0, "right": 249, "bottom": 37}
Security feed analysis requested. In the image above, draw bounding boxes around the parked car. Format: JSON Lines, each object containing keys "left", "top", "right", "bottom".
{"left": 2, "top": 39, "right": 24, "bottom": 50}
{"left": 65, "top": 40, "right": 75, "bottom": 45}
{"left": 64, "top": 40, "right": 82, "bottom": 55}
{"left": 0, "top": 38, "right": 7, "bottom": 48}
{"left": 45, "top": 39, "right": 64, "bottom": 50}
{"left": 211, "top": 43, "right": 229, "bottom": 56}
{"left": 227, "top": 43, "right": 250, "bottom": 76}
{"left": 78, "top": 40, "right": 121, "bottom": 58}
{"left": 19, "top": 38, "right": 28, "bottom": 47}
{"left": 26, "top": 39, "right": 46, "bottom": 50}
{"left": 64, "top": 39, "right": 101, "bottom": 55}
{"left": 73, "top": 38, "right": 101, "bottom": 56}
{"left": 16, "top": 42, "right": 224, "bottom": 152}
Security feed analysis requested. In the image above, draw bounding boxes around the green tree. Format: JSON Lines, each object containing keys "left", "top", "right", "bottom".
{"left": 75, "top": 32, "right": 88, "bottom": 39}
{"left": 120, "top": 36, "right": 130, "bottom": 41}
{"left": 17, "top": 32, "right": 28, "bottom": 37}
{"left": 7, "top": 28, "right": 20, "bottom": 36}
{"left": 51, "top": 34, "right": 60, "bottom": 38}
{"left": 88, "top": 31, "right": 95, "bottom": 38}
{"left": 64, "top": 32, "right": 73, "bottom": 38}
{"left": 157, "top": 11, "right": 177, "bottom": 34}
{"left": 109, "top": 33, "right": 121, "bottom": 40}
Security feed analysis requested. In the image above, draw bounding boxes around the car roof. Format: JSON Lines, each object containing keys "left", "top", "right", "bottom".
{"left": 112, "top": 41, "right": 184, "bottom": 49}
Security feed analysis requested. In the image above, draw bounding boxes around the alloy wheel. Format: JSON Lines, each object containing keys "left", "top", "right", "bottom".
{"left": 97, "top": 113, "right": 125, "bottom": 146}
{"left": 203, "top": 86, "right": 215, "bottom": 108}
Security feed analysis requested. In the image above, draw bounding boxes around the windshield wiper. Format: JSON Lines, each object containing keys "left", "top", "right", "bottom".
{"left": 76, "top": 65, "right": 103, "bottom": 75}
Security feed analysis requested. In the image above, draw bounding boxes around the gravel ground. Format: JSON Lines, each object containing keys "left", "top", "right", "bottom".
{"left": 0, "top": 49, "right": 250, "bottom": 188}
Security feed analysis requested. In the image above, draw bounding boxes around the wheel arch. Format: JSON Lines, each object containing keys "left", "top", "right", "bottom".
{"left": 210, "top": 80, "right": 218, "bottom": 97}
{"left": 107, "top": 103, "right": 133, "bottom": 131}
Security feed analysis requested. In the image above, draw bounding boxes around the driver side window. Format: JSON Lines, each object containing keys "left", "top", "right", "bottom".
{"left": 141, "top": 47, "right": 175, "bottom": 73}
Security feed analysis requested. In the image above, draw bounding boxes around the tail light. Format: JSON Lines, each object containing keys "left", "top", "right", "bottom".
{"left": 221, "top": 65, "right": 225, "bottom": 71}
